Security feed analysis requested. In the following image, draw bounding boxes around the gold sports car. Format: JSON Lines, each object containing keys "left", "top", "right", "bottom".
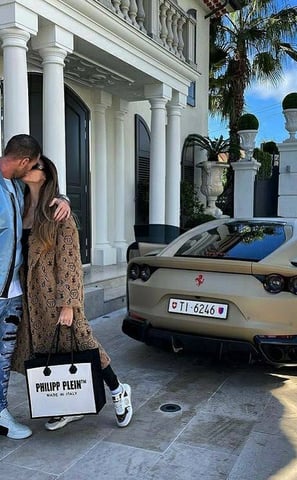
{"left": 122, "top": 218, "right": 297, "bottom": 366}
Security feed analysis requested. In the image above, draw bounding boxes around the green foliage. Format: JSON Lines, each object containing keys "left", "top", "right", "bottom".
{"left": 238, "top": 113, "right": 259, "bottom": 130}
{"left": 253, "top": 148, "right": 272, "bottom": 179}
{"left": 184, "top": 134, "right": 230, "bottom": 162}
{"left": 282, "top": 92, "right": 297, "bottom": 109}
{"left": 180, "top": 181, "right": 215, "bottom": 229}
{"left": 262, "top": 141, "right": 279, "bottom": 155}
{"left": 209, "top": 1, "right": 297, "bottom": 144}
{"left": 185, "top": 213, "right": 216, "bottom": 229}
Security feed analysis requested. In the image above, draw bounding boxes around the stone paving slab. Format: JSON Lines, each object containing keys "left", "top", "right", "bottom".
{"left": 1, "top": 308, "right": 297, "bottom": 480}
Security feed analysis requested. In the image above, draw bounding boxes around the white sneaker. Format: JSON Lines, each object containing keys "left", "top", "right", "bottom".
{"left": 45, "top": 415, "right": 84, "bottom": 431}
{"left": 0, "top": 408, "right": 32, "bottom": 440}
{"left": 112, "top": 383, "right": 133, "bottom": 428}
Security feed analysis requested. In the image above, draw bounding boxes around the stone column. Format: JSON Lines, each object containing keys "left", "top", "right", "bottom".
{"left": 0, "top": 28, "right": 31, "bottom": 144}
{"left": 166, "top": 91, "right": 186, "bottom": 226}
{"left": 144, "top": 84, "right": 172, "bottom": 224}
{"left": 231, "top": 160, "right": 260, "bottom": 217}
{"left": 0, "top": 4, "right": 37, "bottom": 145}
{"left": 113, "top": 98, "right": 129, "bottom": 262}
{"left": 92, "top": 91, "right": 117, "bottom": 266}
{"left": 31, "top": 26, "right": 73, "bottom": 192}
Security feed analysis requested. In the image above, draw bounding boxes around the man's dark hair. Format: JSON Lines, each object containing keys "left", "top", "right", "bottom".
{"left": 4, "top": 134, "right": 42, "bottom": 159}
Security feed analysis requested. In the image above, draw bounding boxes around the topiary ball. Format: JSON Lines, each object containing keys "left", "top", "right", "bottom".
{"left": 238, "top": 113, "right": 259, "bottom": 130}
{"left": 282, "top": 93, "right": 297, "bottom": 110}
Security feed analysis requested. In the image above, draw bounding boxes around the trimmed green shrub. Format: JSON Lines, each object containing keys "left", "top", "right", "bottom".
{"left": 282, "top": 93, "right": 297, "bottom": 110}
{"left": 180, "top": 181, "right": 215, "bottom": 229}
{"left": 238, "top": 113, "right": 259, "bottom": 130}
{"left": 262, "top": 141, "right": 279, "bottom": 155}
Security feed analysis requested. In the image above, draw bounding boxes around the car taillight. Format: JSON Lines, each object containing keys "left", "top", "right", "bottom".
{"left": 128, "top": 264, "right": 152, "bottom": 281}
{"left": 288, "top": 276, "right": 297, "bottom": 295}
{"left": 140, "top": 265, "right": 151, "bottom": 282}
{"left": 263, "top": 274, "right": 285, "bottom": 294}
{"left": 128, "top": 263, "right": 140, "bottom": 280}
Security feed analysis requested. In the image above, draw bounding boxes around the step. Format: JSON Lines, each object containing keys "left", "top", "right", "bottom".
{"left": 83, "top": 264, "right": 127, "bottom": 320}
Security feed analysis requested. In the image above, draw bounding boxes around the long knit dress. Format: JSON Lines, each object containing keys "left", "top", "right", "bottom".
{"left": 12, "top": 216, "right": 110, "bottom": 374}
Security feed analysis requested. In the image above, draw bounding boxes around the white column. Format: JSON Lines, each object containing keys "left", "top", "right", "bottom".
{"left": 40, "top": 47, "right": 68, "bottom": 190}
{"left": 32, "top": 26, "right": 73, "bottom": 193}
{"left": 232, "top": 160, "right": 260, "bottom": 217}
{"left": 92, "top": 91, "right": 117, "bottom": 266}
{"left": 0, "top": 28, "right": 31, "bottom": 144}
{"left": 145, "top": 84, "right": 172, "bottom": 224}
{"left": 113, "top": 98, "right": 128, "bottom": 262}
{"left": 166, "top": 92, "right": 186, "bottom": 226}
{"left": 0, "top": 3, "right": 37, "bottom": 145}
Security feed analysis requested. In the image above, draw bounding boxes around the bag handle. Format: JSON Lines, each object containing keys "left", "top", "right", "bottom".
{"left": 43, "top": 324, "right": 79, "bottom": 376}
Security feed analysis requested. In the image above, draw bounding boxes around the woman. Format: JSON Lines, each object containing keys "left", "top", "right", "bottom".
{"left": 12, "top": 155, "right": 132, "bottom": 431}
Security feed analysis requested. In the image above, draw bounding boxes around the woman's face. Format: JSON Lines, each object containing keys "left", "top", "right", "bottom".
{"left": 21, "top": 159, "right": 46, "bottom": 186}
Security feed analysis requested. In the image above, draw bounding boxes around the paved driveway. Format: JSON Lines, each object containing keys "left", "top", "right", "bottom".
{"left": 1, "top": 308, "right": 297, "bottom": 480}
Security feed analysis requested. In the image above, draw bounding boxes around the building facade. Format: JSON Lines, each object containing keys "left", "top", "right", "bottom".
{"left": 0, "top": 0, "right": 237, "bottom": 265}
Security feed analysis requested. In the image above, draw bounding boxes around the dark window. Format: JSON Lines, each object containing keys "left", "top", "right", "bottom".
{"left": 187, "top": 81, "right": 196, "bottom": 107}
{"left": 175, "top": 221, "right": 291, "bottom": 261}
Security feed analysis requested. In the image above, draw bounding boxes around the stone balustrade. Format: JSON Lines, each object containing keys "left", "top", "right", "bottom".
{"left": 94, "top": 0, "right": 197, "bottom": 66}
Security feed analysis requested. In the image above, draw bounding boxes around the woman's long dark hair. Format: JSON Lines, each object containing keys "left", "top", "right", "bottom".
{"left": 24, "top": 155, "right": 60, "bottom": 251}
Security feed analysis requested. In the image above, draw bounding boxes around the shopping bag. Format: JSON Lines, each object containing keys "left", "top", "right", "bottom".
{"left": 24, "top": 327, "right": 106, "bottom": 419}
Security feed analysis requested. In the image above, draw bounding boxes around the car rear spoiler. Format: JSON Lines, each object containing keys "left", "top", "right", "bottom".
{"left": 126, "top": 224, "right": 185, "bottom": 262}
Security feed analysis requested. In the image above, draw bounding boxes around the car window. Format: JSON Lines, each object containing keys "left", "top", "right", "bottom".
{"left": 174, "top": 222, "right": 292, "bottom": 261}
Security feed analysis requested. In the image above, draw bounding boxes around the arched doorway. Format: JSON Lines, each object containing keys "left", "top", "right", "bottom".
{"left": 28, "top": 73, "right": 91, "bottom": 264}
{"left": 135, "top": 114, "right": 150, "bottom": 225}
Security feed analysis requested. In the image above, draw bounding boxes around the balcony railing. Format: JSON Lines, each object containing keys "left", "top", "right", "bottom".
{"left": 94, "top": 0, "right": 197, "bottom": 67}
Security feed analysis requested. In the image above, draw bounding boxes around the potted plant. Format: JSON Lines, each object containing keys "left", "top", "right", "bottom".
{"left": 282, "top": 92, "right": 297, "bottom": 142}
{"left": 184, "top": 134, "right": 230, "bottom": 217}
{"left": 237, "top": 113, "right": 259, "bottom": 161}
{"left": 184, "top": 133, "right": 230, "bottom": 162}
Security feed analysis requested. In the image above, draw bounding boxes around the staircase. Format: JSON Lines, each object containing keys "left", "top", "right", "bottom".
{"left": 83, "top": 264, "right": 127, "bottom": 320}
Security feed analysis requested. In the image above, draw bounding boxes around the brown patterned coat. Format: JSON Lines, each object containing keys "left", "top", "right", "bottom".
{"left": 12, "top": 216, "right": 110, "bottom": 374}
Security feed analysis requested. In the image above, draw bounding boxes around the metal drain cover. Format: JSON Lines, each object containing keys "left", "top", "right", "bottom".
{"left": 160, "top": 403, "right": 181, "bottom": 413}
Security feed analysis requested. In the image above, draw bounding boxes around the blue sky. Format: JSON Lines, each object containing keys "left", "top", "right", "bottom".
{"left": 208, "top": 1, "right": 297, "bottom": 147}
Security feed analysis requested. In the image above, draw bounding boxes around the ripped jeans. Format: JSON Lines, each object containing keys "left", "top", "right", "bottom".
{"left": 0, "top": 296, "right": 22, "bottom": 412}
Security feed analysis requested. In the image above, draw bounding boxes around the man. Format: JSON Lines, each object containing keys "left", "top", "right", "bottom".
{"left": 0, "top": 134, "right": 70, "bottom": 439}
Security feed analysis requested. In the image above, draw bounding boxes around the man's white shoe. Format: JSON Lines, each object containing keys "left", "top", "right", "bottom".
{"left": 0, "top": 408, "right": 32, "bottom": 439}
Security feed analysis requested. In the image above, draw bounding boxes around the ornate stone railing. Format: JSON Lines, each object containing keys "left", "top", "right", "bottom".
{"left": 94, "top": 0, "right": 197, "bottom": 66}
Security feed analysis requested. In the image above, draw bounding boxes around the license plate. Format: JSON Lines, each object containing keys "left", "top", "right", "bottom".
{"left": 168, "top": 298, "right": 228, "bottom": 319}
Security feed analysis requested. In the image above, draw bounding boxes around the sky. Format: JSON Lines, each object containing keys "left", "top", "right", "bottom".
{"left": 208, "top": 1, "right": 297, "bottom": 147}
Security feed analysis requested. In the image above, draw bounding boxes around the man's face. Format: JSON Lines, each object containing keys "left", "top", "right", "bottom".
{"left": 14, "top": 154, "right": 41, "bottom": 179}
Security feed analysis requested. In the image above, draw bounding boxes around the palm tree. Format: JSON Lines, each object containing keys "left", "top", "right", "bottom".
{"left": 209, "top": 0, "right": 297, "bottom": 157}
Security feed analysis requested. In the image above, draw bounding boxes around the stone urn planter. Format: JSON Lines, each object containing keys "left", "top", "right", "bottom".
{"left": 183, "top": 133, "right": 230, "bottom": 217}
{"left": 237, "top": 113, "right": 259, "bottom": 161}
{"left": 282, "top": 93, "right": 297, "bottom": 142}
{"left": 200, "top": 161, "right": 229, "bottom": 217}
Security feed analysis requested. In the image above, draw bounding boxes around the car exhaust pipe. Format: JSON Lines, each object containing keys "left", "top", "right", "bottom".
{"left": 287, "top": 347, "right": 297, "bottom": 361}
{"left": 265, "top": 345, "right": 285, "bottom": 362}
